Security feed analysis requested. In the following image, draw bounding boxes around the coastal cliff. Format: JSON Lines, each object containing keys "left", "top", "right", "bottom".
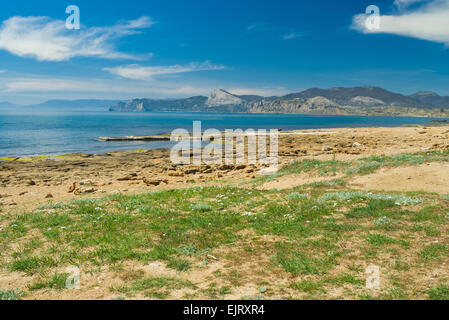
{"left": 109, "top": 87, "right": 449, "bottom": 117}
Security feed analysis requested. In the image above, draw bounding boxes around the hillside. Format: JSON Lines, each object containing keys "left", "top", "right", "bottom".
{"left": 0, "top": 100, "right": 121, "bottom": 111}
{"left": 409, "top": 91, "right": 449, "bottom": 109}
{"left": 108, "top": 87, "right": 449, "bottom": 117}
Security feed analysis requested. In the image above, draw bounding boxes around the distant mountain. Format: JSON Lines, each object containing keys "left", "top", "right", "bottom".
{"left": 0, "top": 101, "right": 18, "bottom": 109}
{"left": 0, "top": 99, "right": 121, "bottom": 111}
{"left": 109, "top": 92, "right": 250, "bottom": 113}
{"left": 282, "top": 86, "right": 428, "bottom": 109}
{"left": 27, "top": 99, "right": 121, "bottom": 111}
{"left": 409, "top": 91, "right": 449, "bottom": 109}
{"left": 110, "top": 96, "right": 208, "bottom": 112}
{"left": 108, "top": 86, "right": 449, "bottom": 117}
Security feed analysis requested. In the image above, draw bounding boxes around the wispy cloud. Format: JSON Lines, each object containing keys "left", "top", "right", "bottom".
{"left": 351, "top": 0, "right": 449, "bottom": 46}
{"left": 247, "top": 22, "right": 302, "bottom": 41}
{"left": 0, "top": 72, "right": 292, "bottom": 104}
{"left": 246, "top": 22, "right": 272, "bottom": 32}
{"left": 103, "top": 61, "right": 225, "bottom": 81}
{"left": 282, "top": 32, "right": 302, "bottom": 40}
{"left": 0, "top": 75, "right": 218, "bottom": 102}
{"left": 0, "top": 69, "right": 6, "bottom": 73}
{"left": 0, "top": 16, "right": 154, "bottom": 61}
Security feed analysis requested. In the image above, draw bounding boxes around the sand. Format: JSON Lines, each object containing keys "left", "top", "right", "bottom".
{"left": 349, "top": 162, "right": 449, "bottom": 194}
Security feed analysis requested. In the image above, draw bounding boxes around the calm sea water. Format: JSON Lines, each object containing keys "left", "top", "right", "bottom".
{"left": 0, "top": 111, "right": 446, "bottom": 157}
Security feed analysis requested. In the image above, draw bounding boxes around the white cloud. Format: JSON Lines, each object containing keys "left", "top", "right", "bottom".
{"left": 282, "top": 32, "right": 301, "bottom": 40}
{"left": 0, "top": 16, "right": 154, "bottom": 61}
{"left": 0, "top": 73, "right": 293, "bottom": 104}
{"left": 394, "top": 0, "right": 426, "bottom": 10}
{"left": 103, "top": 61, "right": 225, "bottom": 81}
{"left": 351, "top": 0, "right": 449, "bottom": 46}
{"left": 0, "top": 69, "right": 6, "bottom": 73}
{"left": 0, "top": 75, "right": 215, "bottom": 98}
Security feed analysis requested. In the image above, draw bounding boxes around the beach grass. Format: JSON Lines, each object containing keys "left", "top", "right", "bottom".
{"left": 1, "top": 152, "right": 448, "bottom": 299}
{"left": 254, "top": 149, "right": 449, "bottom": 184}
{"left": 0, "top": 289, "right": 24, "bottom": 300}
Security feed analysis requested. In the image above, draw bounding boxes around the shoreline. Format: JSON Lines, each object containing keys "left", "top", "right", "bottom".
{"left": 3, "top": 108, "right": 449, "bottom": 118}
{"left": 2, "top": 124, "right": 449, "bottom": 210}
{"left": 1, "top": 123, "right": 448, "bottom": 160}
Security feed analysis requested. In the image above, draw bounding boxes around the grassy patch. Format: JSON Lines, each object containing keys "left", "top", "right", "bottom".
{"left": 1, "top": 154, "right": 448, "bottom": 300}
{"left": 281, "top": 159, "right": 350, "bottom": 176}
{"left": 427, "top": 285, "right": 449, "bottom": 300}
{"left": 420, "top": 244, "right": 448, "bottom": 261}
{"left": 9, "top": 257, "right": 57, "bottom": 275}
{"left": 366, "top": 234, "right": 408, "bottom": 247}
{"left": 0, "top": 289, "right": 24, "bottom": 300}
{"left": 276, "top": 244, "right": 334, "bottom": 276}
{"left": 112, "top": 276, "right": 195, "bottom": 299}
{"left": 290, "top": 280, "right": 325, "bottom": 293}
{"left": 28, "top": 273, "right": 68, "bottom": 291}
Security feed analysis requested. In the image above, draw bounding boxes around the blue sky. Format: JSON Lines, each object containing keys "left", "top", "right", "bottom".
{"left": 0, "top": 0, "right": 449, "bottom": 104}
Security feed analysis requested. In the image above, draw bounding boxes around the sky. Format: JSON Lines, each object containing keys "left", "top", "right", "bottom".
{"left": 0, "top": 0, "right": 449, "bottom": 104}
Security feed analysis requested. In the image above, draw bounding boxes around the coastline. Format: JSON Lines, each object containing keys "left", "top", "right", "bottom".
{"left": 1, "top": 119, "right": 448, "bottom": 159}
{"left": 1, "top": 111, "right": 448, "bottom": 158}
{"left": 2, "top": 124, "right": 449, "bottom": 209}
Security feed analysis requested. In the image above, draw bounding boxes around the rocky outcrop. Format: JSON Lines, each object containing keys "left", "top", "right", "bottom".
{"left": 249, "top": 96, "right": 346, "bottom": 114}
{"left": 349, "top": 96, "right": 385, "bottom": 107}
{"left": 109, "top": 96, "right": 208, "bottom": 112}
{"left": 108, "top": 86, "right": 448, "bottom": 116}
{"left": 206, "top": 89, "right": 243, "bottom": 107}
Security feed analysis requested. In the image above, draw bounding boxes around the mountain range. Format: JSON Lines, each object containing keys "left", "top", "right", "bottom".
{"left": 0, "top": 99, "right": 121, "bottom": 111}
{"left": 1, "top": 87, "right": 449, "bottom": 116}
{"left": 108, "top": 87, "right": 449, "bottom": 117}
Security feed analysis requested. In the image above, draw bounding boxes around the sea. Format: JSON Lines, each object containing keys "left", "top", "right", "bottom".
{"left": 0, "top": 110, "right": 446, "bottom": 157}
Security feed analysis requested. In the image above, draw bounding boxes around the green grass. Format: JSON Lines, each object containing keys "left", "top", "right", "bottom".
{"left": 166, "top": 258, "right": 191, "bottom": 272}
{"left": 281, "top": 159, "right": 350, "bottom": 176}
{"left": 0, "top": 289, "right": 24, "bottom": 300}
{"left": 112, "top": 276, "right": 195, "bottom": 299}
{"left": 366, "top": 234, "right": 408, "bottom": 247}
{"left": 29, "top": 273, "right": 68, "bottom": 291}
{"left": 290, "top": 280, "right": 325, "bottom": 293}
{"left": 420, "top": 244, "right": 448, "bottom": 261}
{"left": 202, "top": 283, "right": 232, "bottom": 299}
{"left": 276, "top": 244, "right": 334, "bottom": 276}
{"left": 1, "top": 151, "right": 449, "bottom": 299}
{"left": 265, "top": 150, "right": 449, "bottom": 182}
{"left": 427, "top": 285, "right": 449, "bottom": 300}
{"left": 346, "top": 199, "right": 397, "bottom": 219}
{"left": 9, "top": 257, "right": 57, "bottom": 275}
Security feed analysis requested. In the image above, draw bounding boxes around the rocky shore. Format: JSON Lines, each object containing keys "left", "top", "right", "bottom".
{"left": 1, "top": 125, "right": 449, "bottom": 211}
